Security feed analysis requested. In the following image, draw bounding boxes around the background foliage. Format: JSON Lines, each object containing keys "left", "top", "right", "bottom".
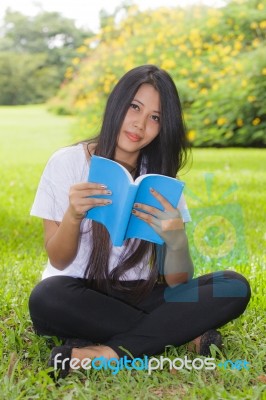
{"left": 49, "top": 0, "right": 266, "bottom": 147}
{"left": 0, "top": 9, "right": 92, "bottom": 105}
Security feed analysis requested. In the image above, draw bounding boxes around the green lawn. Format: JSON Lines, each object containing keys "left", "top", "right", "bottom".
{"left": 0, "top": 105, "right": 265, "bottom": 399}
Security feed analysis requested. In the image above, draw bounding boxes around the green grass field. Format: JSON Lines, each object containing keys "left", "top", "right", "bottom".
{"left": 0, "top": 105, "right": 265, "bottom": 399}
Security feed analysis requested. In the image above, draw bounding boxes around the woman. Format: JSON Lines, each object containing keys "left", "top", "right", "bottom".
{"left": 29, "top": 65, "right": 251, "bottom": 379}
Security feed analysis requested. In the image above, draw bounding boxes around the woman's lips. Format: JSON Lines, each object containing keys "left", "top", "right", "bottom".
{"left": 126, "top": 132, "right": 142, "bottom": 142}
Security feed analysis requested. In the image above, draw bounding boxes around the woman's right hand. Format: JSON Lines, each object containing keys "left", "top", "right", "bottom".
{"left": 67, "top": 182, "right": 112, "bottom": 221}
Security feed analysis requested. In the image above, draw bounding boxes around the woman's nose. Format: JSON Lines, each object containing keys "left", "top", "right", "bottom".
{"left": 133, "top": 116, "right": 145, "bottom": 130}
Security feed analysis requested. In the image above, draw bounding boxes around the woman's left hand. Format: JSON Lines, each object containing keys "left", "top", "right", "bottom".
{"left": 132, "top": 188, "right": 185, "bottom": 250}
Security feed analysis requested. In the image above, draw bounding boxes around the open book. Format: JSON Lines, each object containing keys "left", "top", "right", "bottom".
{"left": 86, "top": 156, "right": 185, "bottom": 246}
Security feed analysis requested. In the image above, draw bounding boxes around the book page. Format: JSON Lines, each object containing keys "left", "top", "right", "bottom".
{"left": 86, "top": 156, "right": 135, "bottom": 245}
{"left": 125, "top": 175, "right": 185, "bottom": 244}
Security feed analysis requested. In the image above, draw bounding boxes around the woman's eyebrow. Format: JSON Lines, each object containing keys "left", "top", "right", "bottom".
{"left": 133, "top": 98, "right": 161, "bottom": 114}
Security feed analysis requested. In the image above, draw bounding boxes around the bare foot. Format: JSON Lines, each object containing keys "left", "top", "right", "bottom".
{"left": 71, "top": 345, "right": 119, "bottom": 369}
{"left": 188, "top": 336, "right": 201, "bottom": 353}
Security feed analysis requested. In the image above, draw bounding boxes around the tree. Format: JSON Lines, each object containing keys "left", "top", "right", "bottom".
{"left": 0, "top": 9, "right": 93, "bottom": 104}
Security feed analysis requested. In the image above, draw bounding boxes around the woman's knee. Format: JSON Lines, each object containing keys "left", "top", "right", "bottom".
{"left": 28, "top": 276, "right": 77, "bottom": 335}
{"left": 223, "top": 270, "right": 251, "bottom": 297}
{"left": 28, "top": 276, "right": 74, "bottom": 318}
{"left": 214, "top": 270, "right": 251, "bottom": 311}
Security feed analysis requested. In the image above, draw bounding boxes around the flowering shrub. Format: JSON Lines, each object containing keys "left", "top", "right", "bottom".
{"left": 49, "top": 0, "right": 266, "bottom": 147}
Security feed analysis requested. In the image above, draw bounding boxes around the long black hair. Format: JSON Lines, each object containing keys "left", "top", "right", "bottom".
{"left": 84, "top": 65, "right": 190, "bottom": 302}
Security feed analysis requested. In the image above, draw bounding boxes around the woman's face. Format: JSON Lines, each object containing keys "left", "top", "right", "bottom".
{"left": 115, "top": 83, "right": 161, "bottom": 164}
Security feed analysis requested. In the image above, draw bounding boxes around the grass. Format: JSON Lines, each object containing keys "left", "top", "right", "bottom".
{"left": 0, "top": 105, "right": 265, "bottom": 399}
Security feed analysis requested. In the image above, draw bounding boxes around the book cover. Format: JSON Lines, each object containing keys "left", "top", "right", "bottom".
{"left": 86, "top": 156, "right": 185, "bottom": 246}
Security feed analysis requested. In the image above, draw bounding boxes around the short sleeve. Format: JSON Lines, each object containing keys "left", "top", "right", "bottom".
{"left": 30, "top": 145, "right": 88, "bottom": 222}
{"left": 177, "top": 193, "right": 192, "bottom": 223}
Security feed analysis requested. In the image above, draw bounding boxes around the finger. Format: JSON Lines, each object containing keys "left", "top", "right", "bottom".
{"left": 132, "top": 210, "right": 163, "bottom": 237}
{"left": 86, "top": 188, "right": 112, "bottom": 197}
{"left": 133, "top": 202, "right": 164, "bottom": 218}
{"left": 73, "top": 182, "right": 108, "bottom": 191}
{"left": 71, "top": 187, "right": 112, "bottom": 198}
{"left": 80, "top": 198, "right": 112, "bottom": 207}
{"left": 149, "top": 188, "right": 175, "bottom": 212}
{"left": 132, "top": 209, "right": 162, "bottom": 225}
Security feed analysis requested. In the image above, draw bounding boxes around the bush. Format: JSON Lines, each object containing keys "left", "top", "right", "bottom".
{"left": 50, "top": 0, "right": 266, "bottom": 147}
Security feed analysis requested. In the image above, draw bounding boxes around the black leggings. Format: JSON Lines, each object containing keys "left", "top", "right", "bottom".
{"left": 28, "top": 270, "right": 251, "bottom": 358}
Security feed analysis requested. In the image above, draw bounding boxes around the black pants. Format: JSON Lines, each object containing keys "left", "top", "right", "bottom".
{"left": 28, "top": 270, "right": 251, "bottom": 358}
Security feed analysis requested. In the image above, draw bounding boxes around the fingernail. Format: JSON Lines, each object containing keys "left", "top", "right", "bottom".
{"left": 106, "top": 190, "right": 112, "bottom": 195}
{"left": 100, "top": 184, "right": 107, "bottom": 189}
{"left": 134, "top": 203, "right": 139, "bottom": 208}
{"left": 105, "top": 200, "right": 112, "bottom": 205}
{"left": 150, "top": 187, "right": 155, "bottom": 192}
{"left": 132, "top": 209, "right": 136, "bottom": 214}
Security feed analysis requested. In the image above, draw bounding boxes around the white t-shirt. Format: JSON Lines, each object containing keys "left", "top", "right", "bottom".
{"left": 31, "top": 144, "right": 191, "bottom": 280}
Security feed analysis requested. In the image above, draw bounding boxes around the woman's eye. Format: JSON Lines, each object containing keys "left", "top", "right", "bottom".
{"left": 151, "top": 115, "right": 160, "bottom": 123}
{"left": 130, "top": 103, "right": 139, "bottom": 110}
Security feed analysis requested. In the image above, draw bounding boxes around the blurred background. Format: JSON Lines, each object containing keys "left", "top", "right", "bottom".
{"left": 0, "top": 0, "right": 265, "bottom": 147}
{"left": 0, "top": 4, "right": 265, "bottom": 397}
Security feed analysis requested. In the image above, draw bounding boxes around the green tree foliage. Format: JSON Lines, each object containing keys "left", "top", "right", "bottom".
{"left": 50, "top": 0, "right": 266, "bottom": 147}
{"left": 0, "top": 9, "right": 92, "bottom": 105}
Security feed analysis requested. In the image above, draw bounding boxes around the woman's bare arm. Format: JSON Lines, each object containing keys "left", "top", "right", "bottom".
{"left": 44, "top": 182, "right": 112, "bottom": 269}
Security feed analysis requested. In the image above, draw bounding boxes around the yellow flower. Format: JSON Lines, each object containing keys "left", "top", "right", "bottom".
{"left": 222, "top": 45, "right": 232, "bottom": 55}
{"left": 194, "top": 60, "right": 202, "bottom": 68}
{"left": 136, "top": 46, "right": 144, "bottom": 53}
{"left": 262, "top": 68, "right": 266, "bottom": 75}
{"left": 179, "top": 44, "right": 187, "bottom": 52}
{"left": 64, "top": 67, "right": 73, "bottom": 79}
{"left": 236, "top": 118, "right": 244, "bottom": 127}
{"left": 209, "top": 54, "right": 219, "bottom": 64}
{"left": 203, "top": 43, "right": 211, "bottom": 50}
{"left": 156, "top": 32, "right": 164, "bottom": 44}
{"left": 72, "top": 57, "right": 80, "bottom": 66}
{"left": 207, "top": 17, "right": 218, "bottom": 28}
{"left": 234, "top": 41, "right": 242, "bottom": 51}
{"left": 248, "top": 96, "right": 256, "bottom": 102}
{"left": 180, "top": 68, "right": 188, "bottom": 76}
{"left": 200, "top": 88, "right": 208, "bottom": 95}
{"left": 217, "top": 117, "right": 228, "bottom": 126}
{"left": 259, "top": 21, "right": 266, "bottom": 29}
{"left": 188, "top": 81, "right": 198, "bottom": 89}
{"left": 146, "top": 45, "right": 154, "bottom": 56}
{"left": 204, "top": 118, "right": 210, "bottom": 125}
{"left": 76, "top": 45, "right": 88, "bottom": 54}
{"left": 258, "top": 3, "right": 264, "bottom": 10}
{"left": 161, "top": 59, "right": 176, "bottom": 70}
{"left": 252, "top": 118, "right": 261, "bottom": 126}
{"left": 234, "top": 62, "right": 243, "bottom": 71}
{"left": 187, "top": 130, "right": 196, "bottom": 141}
{"left": 252, "top": 38, "right": 260, "bottom": 48}
{"left": 250, "top": 22, "right": 258, "bottom": 29}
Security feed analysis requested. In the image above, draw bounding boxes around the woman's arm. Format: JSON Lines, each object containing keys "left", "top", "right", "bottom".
{"left": 132, "top": 188, "right": 194, "bottom": 286}
{"left": 44, "top": 211, "right": 83, "bottom": 270}
{"left": 163, "top": 230, "right": 194, "bottom": 286}
{"left": 44, "top": 182, "right": 112, "bottom": 270}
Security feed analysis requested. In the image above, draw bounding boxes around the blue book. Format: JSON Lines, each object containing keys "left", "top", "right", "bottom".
{"left": 86, "top": 156, "right": 185, "bottom": 246}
